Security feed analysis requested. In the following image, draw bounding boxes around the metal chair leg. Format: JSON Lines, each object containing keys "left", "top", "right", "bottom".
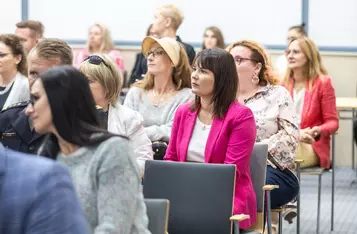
{"left": 296, "top": 162, "right": 301, "bottom": 234}
{"left": 278, "top": 211, "right": 283, "bottom": 234}
{"left": 317, "top": 174, "right": 322, "bottom": 234}
{"left": 331, "top": 135, "right": 335, "bottom": 231}
{"left": 266, "top": 191, "right": 272, "bottom": 234}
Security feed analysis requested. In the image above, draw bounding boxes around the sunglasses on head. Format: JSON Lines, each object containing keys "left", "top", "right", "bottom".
{"left": 83, "top": 55, "right": 111, "bottom": 69}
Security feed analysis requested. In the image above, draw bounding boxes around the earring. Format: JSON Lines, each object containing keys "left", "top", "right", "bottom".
{"left": 251, "top": 74, "right": 259, "bottom": 85}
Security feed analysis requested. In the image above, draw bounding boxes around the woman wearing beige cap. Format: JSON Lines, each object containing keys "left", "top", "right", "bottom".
{"left": 124, "top": 36, "right": 193, "bottom": 148}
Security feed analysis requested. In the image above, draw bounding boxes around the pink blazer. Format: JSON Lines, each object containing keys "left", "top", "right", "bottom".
{"left": 164, "top": 102, "right": 257, "bottom": 229}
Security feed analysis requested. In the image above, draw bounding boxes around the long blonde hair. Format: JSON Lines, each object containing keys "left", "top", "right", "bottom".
{"left": 283, "top": 37, "right": 328, "bottom": 88}
{"left": 87, "top": 24, "right": 115, "bottom": 53}
{"left": 134, "top": 43, "right": 191, "bottom": 91}
{"left": 226, "top": 40, "right": 279, "bottom": 86}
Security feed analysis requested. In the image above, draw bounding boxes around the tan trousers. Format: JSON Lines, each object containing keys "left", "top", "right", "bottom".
{"left": 295, "top": 143, "right": 319, "bottom": 168}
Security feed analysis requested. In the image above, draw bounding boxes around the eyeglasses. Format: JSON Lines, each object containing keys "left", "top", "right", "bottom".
{"left": 84, "top": 55, "right": 111, "bottom": 69}
{"left": 144, "top": 48, "right": 166, "bottom": 59}
{"left": 0, "top": 53, "right": 11, "bottom": 59}
{"left": 234, "top": 56, "right": 258, "bottom": 65}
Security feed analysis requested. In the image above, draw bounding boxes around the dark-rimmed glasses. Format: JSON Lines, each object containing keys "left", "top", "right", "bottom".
{"left": 144, "top": 48, "right": 166, "bottom": 59}
{"left": 233, "top": 56, "right": 258, "bottom": 65}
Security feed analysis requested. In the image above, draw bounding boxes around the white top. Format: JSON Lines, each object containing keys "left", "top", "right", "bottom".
{"left": 186, "top": 117, "right": 211, "bottom": 163}
{"left": 2, "top": 72, "right": 30, "bottom": 111}
{"left": 275, "top": 54, "right": 288, "bottom": 81}
{"left": 293, "top": 88, "right": 305, "bottom": 127}
{"left": 108, "top": 103, "right": 153, "bottom": 177}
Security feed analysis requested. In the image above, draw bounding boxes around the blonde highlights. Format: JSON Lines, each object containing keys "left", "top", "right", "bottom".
{"left": 87, "top": 24, "right": 115, "bottom": 53}
{"left": 79, "top": 53, "right": 122, "bottom": 105}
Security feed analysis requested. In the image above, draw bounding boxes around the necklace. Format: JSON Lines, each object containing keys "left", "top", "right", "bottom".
{"left": 152, "top": 88, "right": 175, "bottom": 107}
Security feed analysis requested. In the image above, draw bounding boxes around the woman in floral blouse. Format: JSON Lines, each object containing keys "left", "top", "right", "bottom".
{"left": 227, "top": 40, "right": 300, "bottom": 232}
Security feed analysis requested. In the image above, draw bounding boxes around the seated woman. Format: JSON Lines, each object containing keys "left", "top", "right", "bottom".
{"left": 79, "top": 53, "right": 153, "bottom": 176}
{"left": 282, "top": 36, "right": 339, "bottom": 169}
{"left": 201, "top": 26, "right": 226, "bottom": 50}
{"left": 227, "top": 40, "right": 300, "bottom": 231}
{"left": 74, "top": 24, "right": 124, "bottom": 73}
{"left": 25, "top": 66, "right": 150, "bottom": 234}
{"left": 164, "top": 48, "right": 257, "bottom": 230}
{"left": 0, "top": 34, "right": 29, "bottom": 110}
{"left": 124, "top": 36, "right": 193, "bottom": 143}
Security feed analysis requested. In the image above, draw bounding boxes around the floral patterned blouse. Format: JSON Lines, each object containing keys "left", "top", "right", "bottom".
{"left": 244, "top": 84, "right": 299, "bottom": 171}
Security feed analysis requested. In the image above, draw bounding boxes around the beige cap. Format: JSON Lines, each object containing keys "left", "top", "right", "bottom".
{"left": 142, "top": 36, "right": 181, "bottom": 66}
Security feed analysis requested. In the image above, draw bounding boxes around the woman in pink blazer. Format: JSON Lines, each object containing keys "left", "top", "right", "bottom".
{"left": 164, "top": 48, "right": 257, "bottom": 229}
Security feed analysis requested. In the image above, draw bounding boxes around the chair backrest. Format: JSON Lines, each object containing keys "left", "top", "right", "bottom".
{"left": 145, "top": 198, "right": 170, "bottom": 234}
{"left": 143, "top": 161, "right": 236, "bottom": 234}
{"left": 249, "top": 143, "right": 268, "bottom": 213}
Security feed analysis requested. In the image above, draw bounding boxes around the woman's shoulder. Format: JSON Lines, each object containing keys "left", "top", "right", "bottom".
{"left": 227, "top": 102, "right": 254, "bottom": 119}
{"left": 176, "top": 88, "right": 194, "bottom": 101}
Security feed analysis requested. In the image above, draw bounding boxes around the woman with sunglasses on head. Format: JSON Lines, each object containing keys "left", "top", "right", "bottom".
{"left": 227, "top": 40, "right": 300, "bottom": 232}
{"left": 124, "top": 37, "right": 193, "bottom": 146}
{"left": 164, "top": 48, "right": 257, "bottom": 230}
{"left": 0, "top": 34, "right": 29, "bottom": 111}
{"left": 79, "top": 54, "right": 153, "bottom": 176}
{"left": 25, "top": 66, "right": 151, "bottom": 234}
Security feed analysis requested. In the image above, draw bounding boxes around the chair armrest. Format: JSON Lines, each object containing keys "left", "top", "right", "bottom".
{"left": 263, "top": 185, "right": 279, "bottom": 191}
{"left": 230, "top": 214, "right": 250, "bottom": 222}
{"left": 295, "top": 159, "right": 304, "bottom": 164}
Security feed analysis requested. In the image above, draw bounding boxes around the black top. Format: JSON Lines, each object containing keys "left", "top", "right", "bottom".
{"left": 129, "top": 36, "right": 196, "bottom": 85}
{"left": 0, "top": 83, "right": 14, "bottom": 110}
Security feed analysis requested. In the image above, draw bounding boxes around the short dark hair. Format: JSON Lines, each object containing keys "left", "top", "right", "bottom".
{"left": 190, "top": 48, "right": 238, "bottom": 118}
{"left": 0, "top": 34, "right": 27, "bottom": 75}
{"left": 32, "top": 38, "right": 73, "bottom": 65}
{"left": 36, "top": 66, "right": 116, "bottom": 156}
{"left": 16, "top": 20, "right": 44, "bottom": 38}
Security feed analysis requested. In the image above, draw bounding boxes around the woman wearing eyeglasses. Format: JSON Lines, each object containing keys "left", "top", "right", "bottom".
{"left": 124, "top": 37, "right": 193, "bottom": 152}
{"left": 227, "top": 40, "right": 300, "bottom": 232}
{"left": 0, "top": 34, "right": 29, "bottom": 110}
{"left": 79, "top": 54, "right": 153, "bottom": 176}
{"left": 25, "top": 66, "right": 151, "bottom": 234}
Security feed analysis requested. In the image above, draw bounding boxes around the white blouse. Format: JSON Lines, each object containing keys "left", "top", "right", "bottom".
{"left": 186, "top": 117, "right": 211, "bottom": 163}
{"left": 293, "top": 88, "right": 305, "bottom": 127}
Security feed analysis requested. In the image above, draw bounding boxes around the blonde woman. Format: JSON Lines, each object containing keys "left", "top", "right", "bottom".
{"left": 124, "top": 36, "right": 193, "bottom": 143}
{"left": 74, "top": 24, "right": 124, "bottom": 72}
{"left": 282, "top": 36, "right": 338, "bottom": 169}
{"left": 79, "top": 54, "right": 153, "bottom": 176}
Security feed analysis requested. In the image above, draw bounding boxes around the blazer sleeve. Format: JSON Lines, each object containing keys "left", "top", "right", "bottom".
{"left": 164, "top": 104, "right": 184, "bottom": 161}
{"left": 26, "top": 163, "right": 89, "bottom": 234}
{"left": 224, "top": 107, "right": 256, "bottom": 179}
{"left": 126, "top": 110, "right": 153, "bottom": 177}
{"left": 318, "top": 77, "right": 339, "bottom": 136}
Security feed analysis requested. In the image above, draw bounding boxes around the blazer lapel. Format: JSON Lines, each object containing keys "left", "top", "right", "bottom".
{"left": 180, "top": 109, "right": 198, "bottom": 162}
{"left": 205, "top": 117, "right": 224, "bottom": 163}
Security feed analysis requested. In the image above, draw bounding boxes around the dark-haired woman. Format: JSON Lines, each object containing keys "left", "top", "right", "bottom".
{"left": 25, "top": 66, "right": 150, "bottom": 234}
{"left": 164, "top": 48, "right": 257, "bottom": 229}
{"left": 0, "top": 34, "right": 29, "bottom": 110}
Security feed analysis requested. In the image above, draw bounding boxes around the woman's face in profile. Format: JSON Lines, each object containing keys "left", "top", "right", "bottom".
{"left": 203, "top": 30, "right": 218, "bottom": 49}
{"left": 286, "top": 40, "right": 307, "bottom": 70}
{"left": 191, "top": 63, "right": 215, "bottom": 98}
{"left": 146, "top": 43, "right": 173, "bottom": 76}
{"left": 25, "top": 79, "right": 54, "bottom": 134}
{"left": 0, "top": 42, "right": 21, "bottom": 75}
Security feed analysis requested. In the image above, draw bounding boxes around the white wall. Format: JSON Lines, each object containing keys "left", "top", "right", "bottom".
{"left": 28, "top": 0, "right": 301, "bottom": 45}
{"left": 0, "top": 0, "right": 21, "bottom": 34}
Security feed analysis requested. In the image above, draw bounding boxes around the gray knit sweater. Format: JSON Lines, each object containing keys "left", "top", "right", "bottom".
{"left": 124, "top": 87, "right": 194, "bottom": 142}
{"left": 57, "top": 137, "right": 151, "bottom": 234}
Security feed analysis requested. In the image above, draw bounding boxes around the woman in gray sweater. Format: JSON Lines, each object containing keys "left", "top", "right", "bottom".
{"left": 124, "top": 36, "right": 194, "bottom": 143}
{"left": 25, "top": 66, "right": 151, "bottom": 234}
